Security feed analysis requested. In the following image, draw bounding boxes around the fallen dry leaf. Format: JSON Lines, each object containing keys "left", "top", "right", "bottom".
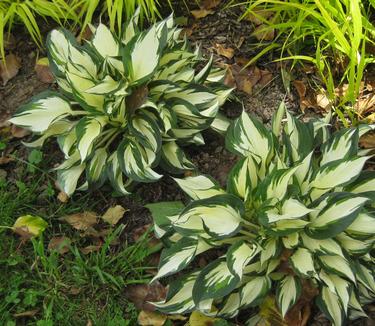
{"left": 10, "top": 125, "right": 30, "bottom": 138}
{"left": 57, "top": 191, "right": 69, "bottom": 203}
{"left": 82, "top": 226, "right": 111, "bottom": 238}
{"left": 258, "top": 69, "right": 273, "bottom": 86}
{"left": 102, "top": 205, "right": 127, "bottom": 225}
{"left": 355, "top": 93, "right": 375, "bottom": 115}
{"left": 253, "top": 24, "right": 275, "bottom": 41}
{"left": 60, "top": 211, "right": 97, "bottom": 230}
{"left": 223, "top": 66, "right": 236, "bottom": 88}
{"left": 189, "top": 311, "right": 221, "bottom": 325}
{"left": 35, "top": 57, "right": 54, "bottom": 83}
{"left": 0, "top": 156, "right": 14, "bottom": 165}
{"left": 230, "top": 64, "right": 262, "bottom": 95}
{"left": 13, "top": 215, "right": 48, "bottom": 239}
{"left": 125, "top": 281, "right": 167, "bottom": 311}
{"left": 293, "top": 80, "right": 307, "bottom": 100}
{"left": 191, "top": 9, "right": 214, "bottom": 19}
{"left": 245, "top": 9, "right": 274, "bottom": 25}
{"left": 0, "top": 54, "right": 21, "bottom": 85}
{"left": 359, "top": 132, "right": 375, "bottom": 149}
{"left": 48, "top": 236, "right": 71, "bottom": 254}
{"left": 81, "top": 244, "right": 102, "bottom": 254}
{"left": 316, "top": 92, "right": 332, "bottom": 111}
{"left": 215, "top": 43, "right": 235, "bottom": 59}
{"left": 200, "top": 0, "right": 221, "bottom": 9}
{"left": 13, "top": 309, "right": 39, "bottom": 318}
{"left": 137, "top": 310, "right": 167, "bottom": 326}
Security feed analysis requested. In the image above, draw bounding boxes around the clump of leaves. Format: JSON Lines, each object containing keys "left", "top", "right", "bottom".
{"left": 10, "top": 11, "right": 232, "bottom": 196}
{"left": 147, "top": 103, "right": 375, "bottom": 325}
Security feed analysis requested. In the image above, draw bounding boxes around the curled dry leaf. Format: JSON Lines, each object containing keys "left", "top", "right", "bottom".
{"left": 215, "top": 43, "right": 235, "bottom": 60}
{"left": 13, "top": 309, "right": 39, "bottom": 318}
{"left": 101, "top": 205, "right": 128, "bottom": 225}
{"left": 293, "top": 80, "right": 307, "bottom": 100}
{"left": 10, "top": 125, "right": 30, "bottom": 138}
{"left": 57, "top": 191, "right": 69, "bottom": 203}
{"left": 258, "top": 69, "right": 273, "bottom": 86}
{"left": 137, "top": 310, "right": 167, "bottom": 326}
{"left": 81, "top": 244, "right": 102, "bottom": 254}
{"left": 316, "top": 92, "right": 332, "bottom": 111}
{"left": 191, "top": 9, "right": 214, "bottom": 19}
{"left": 0, "top": 54, "right": 21, "bottom": 85}
{"left": 125, "top": 281, "right": 167, "bottom": 311}
{"left": 48, "top": 236, "right": 71, "bottom": 254}
{"left": 60, "top": 211, "right": 97, "bottom": 230}
{"left": 230, "top": 64, "right": 262, "bottom": 95}
{"left": 35, "top": 57, "right": 54, "bottom": 84}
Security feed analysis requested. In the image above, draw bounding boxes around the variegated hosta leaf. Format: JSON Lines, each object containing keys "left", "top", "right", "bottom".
{"left": 10, "top": 11, "right": 231, "bottom": 196}
{"left": 153, "top": 273, "right": 197, "bottom": 314}
{"left": 160, "top": 141, "right": 195, "bottom": 173}
{"left": 307, "top": 195, "right": 369, "bottom": 238}
{"left": 318, "top": 255, "right": 356, "bottom": 283}
{"left": 76, "top": 116, "right": 107, "bottom": 161}
{"left": 317, "top": 286, "right": 344, "bottom": 326}
{"left": 9, "top": 92, "right": 73, "bottom": 133}
{"left": 106, "top": 152, "right": 131, "bottom": 195}
{"left": 301, "top": 233, "right": 344, "bottom": 257}
{"left": 227, "top": 241, "right": 258, "bottom": 279}
{"left": 173, "top": 194, "right": 244, "bottom": 237}
{"left": 289, "top": 248, "right": 316, "bottom": 277}
{"left": 227, "top": 156, "right": 258, "bottom": 199}
{"left": 146, "top": 201, "right": 185, "bottom": 238}
{"left": 153, "top": 237, "right": 200, "bottom": 281}
{"left": 118, "top": 138, "right": 162, "bottom": 183}
{"left": 346, "top": 212, "right": 375, "bottom": 238}
{"left": 320, "top": 128, "right": 358, "bottom": 166}
{"left": 87, "top": 147, "right": 107, "bottom": 186}
{"left": 345, "top": 171, "right": 375, "bottom": 199}
{"left": 276, "top": 275, "right": 301, "bottom": 317}
{"left": 57, "top": 164, "right": 85, "bottom": 196}
{"left": 240, "top": 276, "right": 271, "bottom": 307}
{"left": 310, "top": 156, "right": 371, "bottom": 199}
{"left": 173, "top": 175, "right": 225, "bottom": 200}
{"left": 226, "top": 111, "right": 273, "bottom": 169}
{"left": 192, "top": 259, "right": 239, "bottom": 305}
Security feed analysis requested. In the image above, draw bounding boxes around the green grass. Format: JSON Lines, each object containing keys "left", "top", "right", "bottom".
{"left": 0, "top": 150, "right": 153, "bottom": 325}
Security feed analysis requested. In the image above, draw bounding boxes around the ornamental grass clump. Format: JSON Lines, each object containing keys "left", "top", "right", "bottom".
{"left": 147, "top": 103, "right": 375, "bottom": 325}
{"left": 10, "top": 11, "right": 232, "bottom": 196}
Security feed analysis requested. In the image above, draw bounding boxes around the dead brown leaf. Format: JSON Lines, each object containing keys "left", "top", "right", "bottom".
{"left": 137, "top": 310, "right": 167, "bottom": 326}
{"left": 355, "top": 94, "right": 375, "bottom": 115}
{"left": 0, "top": 156, "right": 14, "bottom": 165}
{"left": 293, "top": 80, "right": 307, "bottom": 100}
{"left": 102, "top": 205, "right": 127, "bottom": 225}
{"left": 81, "top": 244, "right": 102, "bottom": 254}
{"left": 35, "top": 57, "right": 54, "bottom": 84}
{"left": 223, "top": 66, "right": 236, "bottom": 88}
{"left": 0, "top": 54, "right": 21, "bottom": 85}
{"left": 13, "top": 309, "right": 39, "bottom": 318}
{"left": 191, "top": 9, "right": 214, "bottom": 19}
{"left": 215, "top": 43, "right": 235, "bottom": 60}
{"left": 10, "top": 125, "right": 30, "bottom": 138}
{"left": 316, "top": 92, "right": 332, "bottom": 111}
{"left": 359, "top": 132, "right": 375, "bottom": 149}
{"left": 60, "top": 211, "right": 97, "bottom": 230}
{"left": 125, "top": 281, "right": 167, "bottom": 311}
{"left": 230, "top": 64, "right": 262, "bottom": 95}
{"left": 57, "top": 191, "right": 69, "bottom": 203}
{"left": 253, "top": 24, "right": 275, "bottom": 41}
{"left": 245, "top": 9, "right": 274, "bottom": 25}
{"left": 200, "top": 0, "right": 221, "bottom": 9}
{"left": 258, "top": 69, "right": 273, "bottom": 86}
{"left": 48, "top": 236, "right": 71, "bottom": 254}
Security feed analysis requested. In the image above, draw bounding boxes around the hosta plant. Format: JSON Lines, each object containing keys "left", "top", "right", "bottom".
{"left": 9, "top": 11, "right": 231, "bottom": 196}
{"left": 147, "top": 104, "right": 375, "bottom": 325}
